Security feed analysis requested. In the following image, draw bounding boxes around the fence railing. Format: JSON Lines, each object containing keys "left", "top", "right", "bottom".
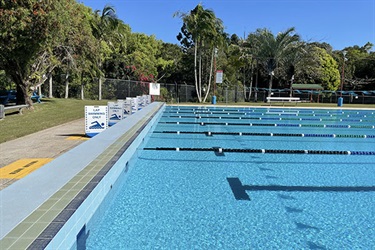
{"left": 97, "top": 79, "right": 375, "bottom": 105}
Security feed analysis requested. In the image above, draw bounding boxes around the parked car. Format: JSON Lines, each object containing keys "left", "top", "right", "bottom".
{"left": 0, "top": 90, "right": 17, "bottom": 105}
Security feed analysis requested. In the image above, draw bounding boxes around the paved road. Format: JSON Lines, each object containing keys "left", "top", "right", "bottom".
{"left": 0, "top": 118, "right": 87, "bottom": 190}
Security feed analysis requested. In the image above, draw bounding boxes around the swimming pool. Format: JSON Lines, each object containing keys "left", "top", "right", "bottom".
{"left": 84, "top": 106, "right": 375, "bottom": 249}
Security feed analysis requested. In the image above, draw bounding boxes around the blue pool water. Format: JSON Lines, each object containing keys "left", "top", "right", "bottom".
{"left": 85, "top": 106, "right": 375, "bottom": 249}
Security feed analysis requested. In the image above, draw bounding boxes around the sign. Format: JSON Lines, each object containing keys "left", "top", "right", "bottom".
{"left": 137, "top": 95, "right": 144, "bottom": 110}
{"left": 122, "top": 99, "right": 132, "bottom": 116}
{"left": 126, "top": 97, "right": 138, "bottom": 114}
{"left": 85, "top": 106, "right": 108, "bottom": 137}
{"left": 149, "top": 83, "right": 160, "bottom": 95}
{"left": 108, "top": 101, "right": 125, "bottom": 126}
{"left": 216, "top": 70, "right": 223, "bottom": 83}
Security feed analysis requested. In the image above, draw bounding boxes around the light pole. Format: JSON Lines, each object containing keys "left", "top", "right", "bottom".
{"left": 338, "top": 51, "right": 347, "bottom": 106}
{"left": 212, "top": 48, "right": 218, "bottom": 104}
{"left": 214, "top": 48, "right": 218, "bottom": 96}
{"left": 340, "top": 51, "right": 347, "bottom": 96}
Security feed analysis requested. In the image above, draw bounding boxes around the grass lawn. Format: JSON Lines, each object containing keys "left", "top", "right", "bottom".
{"left": 0, "top": 98, "right": 374, "bottom": 143}
{"left": 0, "top": 98, "right": 108, "bottom": 143}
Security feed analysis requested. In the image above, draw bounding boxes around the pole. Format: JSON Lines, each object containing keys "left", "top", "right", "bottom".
{"left": 338, "top": 51, "right": 346, "bottom": 106}
{"left": 213, "top": 50, "right": 216, "bottom": 97}
{"left": 254, "top": 63, "right": 258, "bottom": 102}
{"left": 341, "top": 51, "right": 347, "bottom": 95}
{"left": 341, "top": 59, "right": 345, "bottom": 97}
{"left": 212, "top": 48, "right": 218, "bottom": 104}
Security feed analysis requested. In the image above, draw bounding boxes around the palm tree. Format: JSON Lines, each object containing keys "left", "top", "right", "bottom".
{"left": 175, "top": 4, "right": 225, "bottom": 103}
{"left": 90, "top": 5, "right": 120, "bottom": 100}
{"left": 252, "top": 27, "right": 301, "bottom": 97}
{"left": 202, "top": 18, "right": 226, "bottom": 102}
{"left": 282, "top": 42, "right": 312, "bottom": 96}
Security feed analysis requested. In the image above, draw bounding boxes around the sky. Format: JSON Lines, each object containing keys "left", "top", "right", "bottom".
{"left": 80, "top": 0, "right": 375, "bottom": 51}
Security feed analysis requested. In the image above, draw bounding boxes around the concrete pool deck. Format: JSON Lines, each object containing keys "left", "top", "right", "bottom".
{"left": 0, "top": 102, "right": 164, "bottom": 249}
{"left": 0, "top": 118, "right": 87, "bottom": 190}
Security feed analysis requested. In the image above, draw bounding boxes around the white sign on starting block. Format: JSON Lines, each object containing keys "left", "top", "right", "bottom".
{"left": 85, "top": 106, "right": 108, "bottom": 137}
{"left": 108, "top": 101, "right": 125, "bottom": 126}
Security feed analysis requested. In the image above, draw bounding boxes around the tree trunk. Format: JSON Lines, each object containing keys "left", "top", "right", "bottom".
{"left": 12, "top": 72, "right": 32, "bottom": 107}
{"left": 194, "top": 43, "right": 201, "bottom": 103}
{"left": 81, "top": 72, "right": 84, "bottom": 100}
{"left": 203, "top": 48, "right": 215, "bottom": 103}
{"left": 268, "top": 73, "right": 273, "bottom": 98}
{"left": 49, "top": 75, "right": 53, "bottom": 98}
{"left": 198, "top": 51, "right": 202, "bottom": 102}
{"left": 64, "top": 73, "right": 69, "bottom": 99}
{"left": 16, "top": 81, "right": 32, "bottom": 106}
{"left": 81, "top": 84, "right": 84, "bottom": 100}
{"left": 243, "top": 64, "right": 247, "bottom": 101}
{"left": 23, "top": 84, "right": 33, "bottom": 107}
{"left": 247, "top": 61, "right": 254, "bottom": 101}
{"left": 98, "top": 77, "right": 102, "bottom": 100}
{"left": 289, "top": 75, "right": 294, "bottom": 97}
{"left": 243, "top": 76, "right": 247, "bottom": 102}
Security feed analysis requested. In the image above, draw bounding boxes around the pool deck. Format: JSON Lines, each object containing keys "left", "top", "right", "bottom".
{"left": 0, "top": 118, "right": 87, "bottom": 190}
{"left": 0, "top": 102, "right": 164, "bottom": 249}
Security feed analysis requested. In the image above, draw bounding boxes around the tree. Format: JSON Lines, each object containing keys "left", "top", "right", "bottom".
{"left": 38, "top": 2, "right": 96, "bottom": 100}
{"left": 155, "top": 43, "right": 183, "bottom": 83}
{"left": 223, "top": 36, "right": 254, "bottom": 101}
{"left": 0, "top": 0, "right": 97, "bottom": 105}
{"left": 334, "top": 43, "right": 375, "bottom": 90}
{"left": 278, "top": 42, "right": 313, "bottom": 95}
{"left": 0, "top": 1, "right": 62, "bottom": 106}
{"left": 316, "top": 47, "right": 340, "bottom": 90}
{"left": 251, "top": 27, "right": 301, "bottom": 97}
{"left": 295, "top": 46, "right": 340, "bottom": 90}
{"left": 90, "top": 4, "right": 121, "bottom": 100}
{"left": 101, "top": 22, "right": 132, "bottom": 80}
{"left": 175, "top": 4, "right": 226, "bottom": 102}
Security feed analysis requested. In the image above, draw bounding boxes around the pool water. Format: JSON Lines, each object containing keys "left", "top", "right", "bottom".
{"left": 85, "top": 106, "right": 375, "bottom": 249}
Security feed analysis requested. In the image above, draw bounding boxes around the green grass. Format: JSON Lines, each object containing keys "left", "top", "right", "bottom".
{"left": 0, "top": 98, "right": 108, "bottom": 143}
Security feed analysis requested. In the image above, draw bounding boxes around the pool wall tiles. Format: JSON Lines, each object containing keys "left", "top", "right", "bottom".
{"left": 45, "top": 105, "right": 165, "bottom": 250}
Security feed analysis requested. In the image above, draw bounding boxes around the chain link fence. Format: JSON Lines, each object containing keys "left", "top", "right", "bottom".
{"left": 98, "top": 79, "right": 375, "bottom": 105}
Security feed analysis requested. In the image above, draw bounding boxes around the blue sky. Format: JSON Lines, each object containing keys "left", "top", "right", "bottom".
{"left": 80, "top": 0, "right": 375, "bottom": 51}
